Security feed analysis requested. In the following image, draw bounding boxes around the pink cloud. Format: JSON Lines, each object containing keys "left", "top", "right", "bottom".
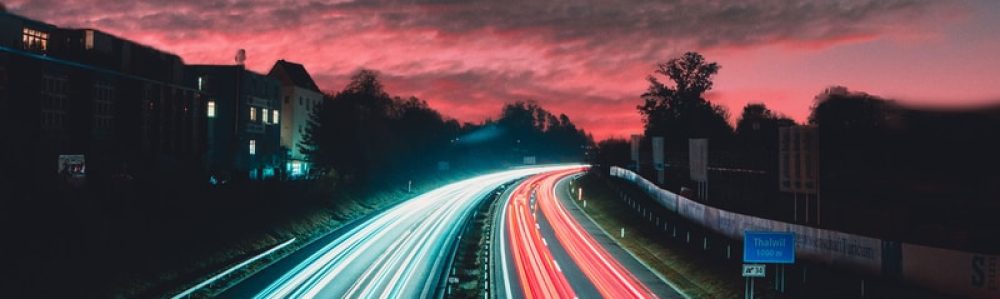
{"left": 6, "top": 0, "right": 994, "bottom": 140}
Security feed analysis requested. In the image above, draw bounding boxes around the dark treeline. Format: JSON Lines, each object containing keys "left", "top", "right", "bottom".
{"left": 0, "top": 68, "right": 593, "bottom": 297}
{"left": 810, "top": 87, "right": 1000, "bottom": 249}
{"left": 595, "top": 51, "right": 794, "bottom": 172}
{"left": 810, "top": 86, "right": 1000, "bottom": 203}
{"left": 302, "top": 69, "right": 593, "bottom": 192}
{"left": 591, "top": 51, "right": 1000, "bottom": 251}
{"left": 301, "top": 69, "right": 461, "bottom": 190}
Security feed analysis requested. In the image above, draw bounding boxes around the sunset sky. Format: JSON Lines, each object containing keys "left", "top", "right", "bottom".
{"left": 7, "top": 0, "right": 999, "bottom": 140}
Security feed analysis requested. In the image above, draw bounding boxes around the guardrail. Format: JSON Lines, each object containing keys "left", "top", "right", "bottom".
{"left": 609, "top": 166, "right": 999, "bottom": 299}
{"left": 171, "top": 238, "right": 297, "bottom": 299}
{"left": 437, "top": 183, "right": 513, "bottom": 298}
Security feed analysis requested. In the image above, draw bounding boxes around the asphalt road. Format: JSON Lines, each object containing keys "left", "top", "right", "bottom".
{"left": 553, "top": 173, "right": 687, "bottom": 298}
{"left": 217, "top": 166, "right": 579, "bottom": 299}
{"left": 492, "top": 168, "right": 687, "bottom": 299}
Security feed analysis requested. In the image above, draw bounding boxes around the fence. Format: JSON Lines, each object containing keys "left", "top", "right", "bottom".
{"left": 610, "top": 166, "right": 999, "bottom": 299}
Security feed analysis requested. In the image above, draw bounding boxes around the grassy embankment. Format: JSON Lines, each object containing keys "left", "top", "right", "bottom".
{"left": 568, "top": 172, "right": 744, "bottom": 299}
{"left": 569, "top": 171, "right": 955, "bottom": 299}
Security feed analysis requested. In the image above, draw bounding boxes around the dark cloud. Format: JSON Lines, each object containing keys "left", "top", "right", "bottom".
{"left": 3, "top": 0, "right": 970, "bottom": 139}
{"left": 340, "top": 0, "right": 951, "bottom": 50}
{"left": 9, "top": 0, "right": 952, "bottom": 48}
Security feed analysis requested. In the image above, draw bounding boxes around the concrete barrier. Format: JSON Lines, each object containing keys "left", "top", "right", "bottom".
{"left": 610, "top": 166, "right": 999, "bottom": 299}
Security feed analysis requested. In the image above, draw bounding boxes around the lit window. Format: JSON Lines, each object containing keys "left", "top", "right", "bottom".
{"left": 250, "top": 106, "right": 257, "bottom": 121}
{"left": 85, "top": 30, "right": 94, "bottom": 50}
{"left": 22, "top": 27, "right": 49, "bottom": 51}
{"left": 249, "top": 139, "right": 256, "bottom": 155}
{"left": 205, "top": 101, "right": 215, "bottom": 118}
{"left": 263, "top": 108, "right": 270, "bottom": 123}
{"left": 197, "top": 77, "right": 204, "bottom": 91}
{"left": 272, "top": 110, "right": 279, "bottom": 124}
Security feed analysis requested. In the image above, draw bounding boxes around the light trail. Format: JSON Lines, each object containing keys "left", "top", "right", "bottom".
{"left": 252, "top": 165, "right": 580, "bottom": 299}
{"left": 509, "top": 168, "right": 656, "bottom": 298}
{"left": 506, "top": 172, "right": 577, "bottom": 299}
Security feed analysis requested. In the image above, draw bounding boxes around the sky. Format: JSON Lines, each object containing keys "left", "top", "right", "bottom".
{"left": 7, "top": 0, "right": 1000, "bottom": 140}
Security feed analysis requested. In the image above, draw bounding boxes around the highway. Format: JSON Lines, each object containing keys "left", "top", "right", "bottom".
{"left": 504, "top": 171, "right": 578, "bottom": 298}
{"left": 218, "top": 165, "right": 579, "bottom": 298}
{"left": 493, "top": 168, "right": 684, "bottom": 299}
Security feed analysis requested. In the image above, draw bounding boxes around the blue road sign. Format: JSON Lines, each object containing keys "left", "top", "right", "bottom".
{"left": 743, "top": 231, "right": 796, "bottom": 264}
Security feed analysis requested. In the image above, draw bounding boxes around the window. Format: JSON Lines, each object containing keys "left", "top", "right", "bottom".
{"left": 262, "top": 108, "right": 270, "bottom": 123}
{"left": 207, "top": 101, "right": 216, "bottom": 118}
{"left": 250, "top": 106, "right": 257, "bottom": 121}
{"left": 272, "top": 110, "right": 279, "bottom": 124}
{"left": 40, "top": 74, "right": 68, "bottom": 130}
{"left": 85, "top": 30, "right": 94, "bottom": 50}
{"left": 249, "top": 139, "right": 256, "bottom": 155}
{"left": 22, "top": 27, "right": 49, "bottom": 51}
{"left": 92, "top": 81, "right": 115, "bottom": 131}
{"left": 197, "top": 77, "right": 204, "bottom": 91}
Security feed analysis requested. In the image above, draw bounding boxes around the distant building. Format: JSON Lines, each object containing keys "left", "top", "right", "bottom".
{"left": 189, "top": 65, "right": 282, "bottom": 180}
{"left": 267, "top": 59, "right": 322, "bottom": 178}
{"left": 0, "top": 11, "right": 206, "bottom": 182}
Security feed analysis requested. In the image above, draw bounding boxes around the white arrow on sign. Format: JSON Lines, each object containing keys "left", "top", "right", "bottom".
{"left": 742, "top": 264, "right": 766, "bottom": 278}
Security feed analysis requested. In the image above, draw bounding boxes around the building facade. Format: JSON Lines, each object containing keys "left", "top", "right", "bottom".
{"left": 189, "top": 65, "right": 282, "bottom": 181}
{"left": 0, "top": 12, "right": 206, "bottom": 183}
{"left": 268, "top": 59, "right": 322, "bottom": 178}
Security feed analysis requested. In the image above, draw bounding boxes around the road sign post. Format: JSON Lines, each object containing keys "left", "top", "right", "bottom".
{"left": 743, "top": 264, "right": 766, "bottom": 277}
{"left": 743, "top": 231, "right": 795, "bottom": 298}
{"left": 742, "top": 264, "right": 765, "bottom": 299}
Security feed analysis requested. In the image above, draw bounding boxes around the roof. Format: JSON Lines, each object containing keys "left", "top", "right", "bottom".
{"left": 268, "top": 59, "right": 321, "bottom": 92}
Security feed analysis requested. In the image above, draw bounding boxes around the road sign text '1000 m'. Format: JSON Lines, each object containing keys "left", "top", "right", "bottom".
{"left": 743, "top": 231, "right": 795, "bottom": 264}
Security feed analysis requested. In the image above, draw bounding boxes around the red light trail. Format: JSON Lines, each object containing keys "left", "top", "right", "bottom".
{"left": 507, "top": 167, "right": 657, "bottom": 298}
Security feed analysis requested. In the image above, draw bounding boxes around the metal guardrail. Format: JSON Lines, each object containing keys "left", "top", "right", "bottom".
{"left": 437, "top": 184, "right": 510, "bottom": 299}
{"left": 171, "top": 238, "right": 297, "bottom": 299}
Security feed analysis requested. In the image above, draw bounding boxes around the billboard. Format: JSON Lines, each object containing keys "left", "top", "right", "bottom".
{"left": 652, "top": 137, "right": 664, "bottom": 170}
{"left": 630, "top": 134, "right": 641, "bottom": 170}
{"left": 652, "top": 136, "right": 665, "bottom": 184}
{"left": 688, "top": 139, "right": 708, "bottom": 182}
{"left": 778, "top": 126, "right": 819, "bottom": 193}
{"left": 902, "top": 244, "right": 1000, "bottom": 299}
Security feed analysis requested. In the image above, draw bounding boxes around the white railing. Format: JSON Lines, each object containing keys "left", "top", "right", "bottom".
{"left": 171, "top": 238, "right": 296, "bottom": 299}
{"left": 610, "top": 166, "right": 999, "bottom": 299}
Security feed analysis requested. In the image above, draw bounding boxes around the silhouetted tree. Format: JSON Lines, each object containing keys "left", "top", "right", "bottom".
{"left": 301, "top": 69, "right": 397, "bottom": 187}
{"left": 809, "top": 86, "right": 893, "bottom": 129}
{"left": 494, "top": 101, "right": 592, "bottom": 163}
{"left": 390, "top": 96, "right": 461, "bottom": 177}
{"left": 734, "top": 103, "right": 795, "bottom": 170}
{"left": 301, "top": 69, "right": 489, "bottom": 189}
{"left": 303, "top": 71, "right": 593, "bottom": 189}
{"left": 588, "top": 138, "right": 630, "bottom": 167}
{"left": 638, "top": 52, "right": 733, "bottom": 153}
